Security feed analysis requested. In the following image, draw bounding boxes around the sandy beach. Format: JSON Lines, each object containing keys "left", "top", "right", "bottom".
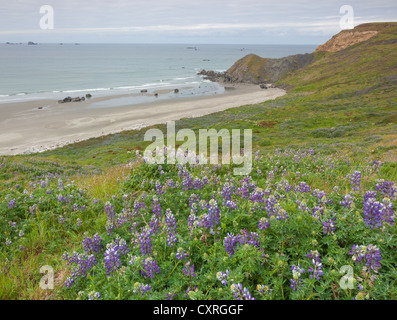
{"left": 0, "top": 84, "right": 286, "bottom": 156}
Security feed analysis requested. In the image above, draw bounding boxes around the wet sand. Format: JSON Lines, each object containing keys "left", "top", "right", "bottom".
{"left": 0, "top": 84, "right": 286, "bottom": 155}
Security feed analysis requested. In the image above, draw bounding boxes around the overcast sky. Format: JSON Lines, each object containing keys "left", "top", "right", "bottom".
{"left": 0, "top": 0, "right": 396, "bottom": 44}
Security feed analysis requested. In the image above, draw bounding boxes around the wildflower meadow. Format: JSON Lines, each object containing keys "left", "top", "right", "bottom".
{"left": 1, "top": 148, "right": 396, "bottom": 300}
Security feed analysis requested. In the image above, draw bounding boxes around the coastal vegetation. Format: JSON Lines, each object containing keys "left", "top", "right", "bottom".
{"left": 0, "top": 22, "right": 396, "bottom": 300}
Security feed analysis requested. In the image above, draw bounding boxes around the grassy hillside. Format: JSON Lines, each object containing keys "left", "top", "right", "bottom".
{"left": 0, "top": 23, "right": 396, "bottom": 300}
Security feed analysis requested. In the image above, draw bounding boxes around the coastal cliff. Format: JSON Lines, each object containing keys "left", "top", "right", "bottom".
{"left": 199, "top": 22, "right": 397, "bottom": 87}
{"left": 199, "top": 52, "right": 314, "bottom": 84}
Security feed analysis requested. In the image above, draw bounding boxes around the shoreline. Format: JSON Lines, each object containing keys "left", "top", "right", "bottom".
{"left": 0, "top": 83, "right": 286, "bottom": 156}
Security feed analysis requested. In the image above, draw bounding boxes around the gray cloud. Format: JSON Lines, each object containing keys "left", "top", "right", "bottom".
{"left": 0, "top": 0, "right": 396, "bottom": 43}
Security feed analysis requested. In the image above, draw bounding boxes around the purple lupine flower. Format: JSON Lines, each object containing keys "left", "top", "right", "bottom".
{"left": 248, "top": 232, "right": 260, "bottom": 248}
{"left": 155, "top": 180, "right": 164, "bottom": 195}
{"left": 340, "top": 194, "right": 355, "bottom": 209}
{"left": 363, "top": 197, "right": 384, "bottom": 229}
{"left": 8, "top": 199, "right": 16, "bottom": 209}
{"left": 193, "top": 177, "right": 202, "bottom": 189}
{"left": 237, "top": 229, "right": 249, "bottom": 245}
{"left": 152, "top": 196, "right": 161, "bottom": 217}
{"left": 258, "top": 217, "right": 270, "bottom": 231}
{"left": 237, "top": 182, "right": 250, "bottom": 199}
{"left": 225, "top": 200, "right": 238, "bottom": 210}
{"left": 141, "top": 257, "right": 160, "bottom": 279}
{"left": 166, "top": 179, "right": 175, "bottom": 188}
{"left": 165, "top": 208, "right": 177, "bottom": 231}
{"left": 216, "top": 270, "right": 230, "bottom": 285}
{"left": 265, "top": 195, "right": 278, "bottom": 218}
{"left": 147, "top": 216, "right": 158, "bottom": 236}
{"left": 364, "top": 191, "right": 377, "bottom": 202}
{"left": 349, "top": 244, "right": 381, "bottom": 273}
{"left": 349, "top": 171, "right": 361, "bottom": 191}
{"left": 64, "top": 277, "right": 74, "bottom": 288}
{"left": 133, "top": 283, "right": 152, "bottom": 297}
{"left": 230, "top": 283, "right": 255, "bottom": 300}
{"left": 188, "top": 193, "right": 200, "bottom": 208}
{"left": 83, "top": 233, "right": 103, "bottom": 254}
{"left": 58, "top": 215, "right": 65, "bottom": 224}
{"left": 139, "top": 227, "right": 153, "bottom": 255}
{"left": 167, "top": 232, "right": 178, "bottom": 247}
{"left": 290, "top": 265, "right": 305, "bottom": 291}
{"left": 311, "top": 206, "right": 323, "bottom": 221}
{"left": 176, "top": 247, "right": 187, "bottom": 260}
{"left": 249, "top": 188, "right": 265, "bottom": 204}
{"left": 63, "top": 252, "right": 97, "bottom": 283}
{"left": 298, "top": 181, "right": 311, "bottom": 193}
{"left": 224, "top": 233, "right": 237, "bottom": 257}
{"left": 188, "top": 212, "right": 197, "bottom": 233}
{"left": 376, "top": 180, "right": 396, "bottom": 198}
{"left": 182, "top": 261, "right": 196, "bottom": 278}
{"left": 297, "top": 200, "right": 309, "bottom": 212}
{"left": 104, "top": 245, "right": 121, "bottom": 276}
{"left": 182, "top": 174, "right": 193, "bottom": 191}
{"left": 282, "top": 180, "right": 293, "bottom": 193}
{"left": 103, "top": 241, "right": 127, "bottom": 276}
{"left": 322, "top": 219, "right": 336, "bottom": 235}
{"left": 222, "top": 182, "right": 233, "bottom": 202}
{"left": 312, "top": 189, "right": 327, "bottom": 201}
{"left": 307, "top": 250, "right": 324, "bottom": 280}
{"left": 276, "top": 208, "right": 289, "bottom": 221}
{"left": 207, "top": 199, "right": 220, "bottom": 229}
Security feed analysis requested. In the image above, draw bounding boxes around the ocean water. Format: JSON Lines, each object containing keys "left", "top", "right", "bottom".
{"left": 0, "top": 43, "right": 317, "bottom": 104}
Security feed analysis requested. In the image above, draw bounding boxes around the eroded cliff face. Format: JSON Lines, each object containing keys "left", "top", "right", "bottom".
{"left": 315, "top": 30, "right": 379, "bottom": 52}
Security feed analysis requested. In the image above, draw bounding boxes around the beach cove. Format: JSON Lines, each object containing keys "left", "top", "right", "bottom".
{"left": 0, "top": 84, "right": 286, "bottom": 155}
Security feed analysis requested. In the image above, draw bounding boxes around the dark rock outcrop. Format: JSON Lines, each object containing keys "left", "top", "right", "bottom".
{"left": 57, "top": 96, "right": 86, "bottom": 104}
